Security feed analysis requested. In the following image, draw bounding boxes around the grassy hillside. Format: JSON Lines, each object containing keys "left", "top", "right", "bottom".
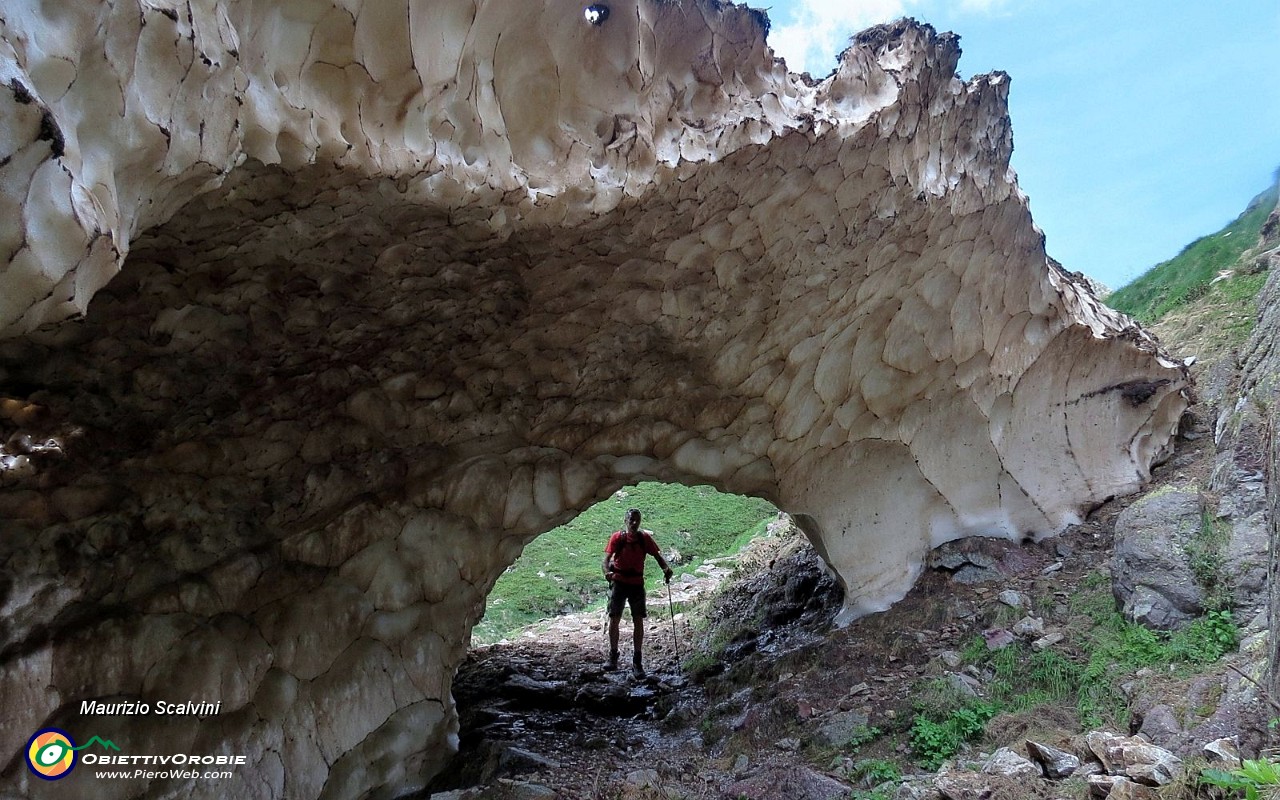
{"left": 1107, "top": 177, "right": 1278, "bottom": 323}
{"left": 472, "top": 482, "right": 777, "bottom": 643}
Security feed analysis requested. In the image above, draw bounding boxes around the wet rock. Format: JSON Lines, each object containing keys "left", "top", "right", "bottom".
{"left": 1025, "top": 739, "right": 1081, "bottom": 779}
{"left": 491, "top": 780, "right": 559, "bottom": 800}
{"left": 573, "top": 683, "right": 654, "bottom": 717}
{"left": 503, "top": 674, "right": 570, "bottom": 707}
{"left": 429, "top": 789, "right": 483, "bottom": 800}
{"left": 427, "top": 738, "right": 562, "bottom": 792}
{"left": 498, "top": 746, "right": 562, "bottom": 772}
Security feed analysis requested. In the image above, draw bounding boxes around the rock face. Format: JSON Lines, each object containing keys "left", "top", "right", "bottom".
{"left": 0, "top": 3, "right": 1187, "bottom": 798}
{"left": 1111, "top": 488, "right": 1207, "bottom": 629}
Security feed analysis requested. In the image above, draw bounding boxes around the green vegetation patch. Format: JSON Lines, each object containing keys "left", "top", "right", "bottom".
{"left": 473, "top": 482, "right": 776, "bottom": 643}
{"left": 1201, "top": 757, "right": 1280, "bottom": 798}
{"left": 902, "top": 576, "right": 1241, "bottom": 767}
{"left": 1108, "top": 179, "right": 1278, "bottom": 323}
{"left": 909, "top": 694, "right": 999, "bottom": 770}
{"left": 1071, "top": 579, "right": 1239, "bottom": 728}
{"left": 1187, "top": 505, "right": 1233, "bottom": 611}
{"left": 983, "top": 643, "right": 1081, "bottom": 712}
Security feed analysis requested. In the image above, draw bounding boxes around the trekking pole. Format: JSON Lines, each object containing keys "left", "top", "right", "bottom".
{"left": 666, "top": 578, "right": 681, "bottom": 668}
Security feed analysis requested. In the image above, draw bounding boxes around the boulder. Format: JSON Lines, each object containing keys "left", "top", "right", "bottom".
{"left": 723, "top": 765, "right": 851, "bottom": 800}
{"left": 1111, "top": 489, "right": 1206, "bottom": 629}
{"left": 981, "top": 747, "right": 1041, "bottom": 780}
{"left": 1025, "top": 739, "right": 1081, "bottom": 779}
{"left": 1203, "top": 737, "right": 1241, "bottom": 768}
{"left": 1012, "top": 616, "right": 1046, "bottom": 638}
{"left": 1102, "top": 778, "right": 1159, "bottom": 800}
{"left": 1085, "top": 732, "right": 1182, "bottom": 786}
{"left": 1135, "top": 705, "right": 1181, "bottom": 745}
{"left": 813, "top": 710, "right": 873, "bottom": 747}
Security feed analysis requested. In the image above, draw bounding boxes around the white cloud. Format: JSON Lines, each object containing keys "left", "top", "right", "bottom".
{"left": 766, "top": 0, "right": 1014, "bottom": 76}
{"left": 768, "top": 0, "right": 910, "bottom": 75}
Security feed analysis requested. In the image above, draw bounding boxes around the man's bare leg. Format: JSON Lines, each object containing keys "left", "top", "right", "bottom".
{"left": 633, "top": 616, "right": 645, "bottom": 676}
{"left": 607, "top": 615, "right": 621, "bottom": 668}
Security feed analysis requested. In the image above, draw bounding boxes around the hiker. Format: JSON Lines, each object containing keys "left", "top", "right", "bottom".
{"left": 603, "top": 508, "right": 673, "bottom": 677}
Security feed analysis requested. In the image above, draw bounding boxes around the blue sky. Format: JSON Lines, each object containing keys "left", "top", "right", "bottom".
{"left": 763, "top": 0, "right": 1280, "bottom": 290}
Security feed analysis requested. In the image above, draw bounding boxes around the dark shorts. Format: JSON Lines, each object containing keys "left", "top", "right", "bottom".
{"left": 608, "top": 582, "right": 647, "bottom": 619}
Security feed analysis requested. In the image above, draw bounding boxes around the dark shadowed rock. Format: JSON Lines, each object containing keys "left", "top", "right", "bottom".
{"left": 723, "top": 765, "right": 850, "bottom": 800}
{"left": 1136, "top": 704, "right": 1182, "bottom": 745}
{"left": 1025, "top": 739, "right": 1080, "bottom": 779}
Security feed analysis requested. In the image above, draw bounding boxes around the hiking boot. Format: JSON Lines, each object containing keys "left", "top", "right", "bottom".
{"left": 607, "top": 651, "right": 619, "bottom": 671}
{"left": 632, "top": 657, "right": 645, "bottom": 678}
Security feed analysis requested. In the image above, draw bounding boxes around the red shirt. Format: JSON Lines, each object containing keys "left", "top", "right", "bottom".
{"left": 605, "top": 530, "right": 660, "bottom": 585}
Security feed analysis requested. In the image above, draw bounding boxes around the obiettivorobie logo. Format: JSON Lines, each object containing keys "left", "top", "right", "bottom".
{"left": 25, "top": 729, "right": 120, "bottom": 780}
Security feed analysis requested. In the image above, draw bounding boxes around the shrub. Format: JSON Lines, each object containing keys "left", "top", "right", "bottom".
{"left": 909, "top": 700, "right": 998, "bottom": 769}
{"left": 846, "top": 724, "right": 882, "bottom": 751}
{"left": 1168, "top": 609, "right": 1239, "bottom": 664}
{"left": 850, "top": 758, "right": 901, "bottom": 785}
{"left": 1201, "top": 758, "right": 1280, "bottom": 798}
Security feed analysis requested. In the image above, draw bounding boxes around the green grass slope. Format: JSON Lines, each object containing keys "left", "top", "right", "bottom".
{"left": 1108, "top": 176, "right": 1278, "bottom": 323}
{"left": 473, "top": 482, "right": 777, "bottom": 643}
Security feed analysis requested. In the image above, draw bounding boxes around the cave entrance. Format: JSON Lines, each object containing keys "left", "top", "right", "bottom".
{"left": 438, "top": 485, "right": 844, "bottom": 795}
{"left": 471, "top": 481, "right": 779, "bottom": 648}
